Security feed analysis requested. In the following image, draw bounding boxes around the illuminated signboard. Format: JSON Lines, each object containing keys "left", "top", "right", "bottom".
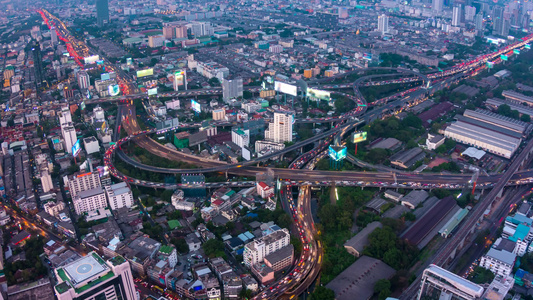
{"left": 328, "top": 145, "right": 347, "bottom": 161}
{"left": 148, "top": 87, "right": 158, "bottom": 96}
{"left": 191, "top": 99, "right": 201, "bottom": 113}
{"left": 96, "top": 60, "right": 104, "bottom": 65}
{"left": 352, "top": 131, "right": 368, "bottom": 144}
{"left": 84, "top": 55, "right": 100, "bottom": 64}
{"left": 127, "top": 58, "right": 133, "bottom": 65}
{"left": 101, "top": 73, "right": 110, "bottom": 81}
{"left": 526, "top": 44, "right": 531, "bottom": 49}
{"left": 136, "top": 68, "right": 154, "bottom": 78}
{"left": 274, "top": 81, "right": 297, "bottom": 96}
{"left": 363, "top": 53, "right": 372, "bottom": 60}
{"left": 72, "top": 139, "right": 81, "bottom": 157}
{"left": 501, "top": 54, "right": 508, "bottom": 61}
{"left": 514, "top": 49, "right": 520, "bottom": 54}
{"left": 108, "top": 84, "right": 120, "bottom": 96}
{"left": 174, "top": 71, "right": 185, "bottom": 86}
{"left": 307, "top": 88, "right": 331, "bottom": 101}
{"left": 81, "top": 101, "right": 86, "bottom": 110}
{"left": 486, "top": 62, "right": 494, "bottom": 68}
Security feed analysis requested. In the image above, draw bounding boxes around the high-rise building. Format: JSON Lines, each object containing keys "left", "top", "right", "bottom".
{"left": 68, "top": 171, "right": 102, "bottom": 197}
{"left": 173, "top": 70, "right": 187, "bottom": 91}
{"left": 188, "top": 22, "right": 212, "bottom": 37}
{"left": 212, "top": 108, "right": 226, "bottom": 121}
{"left": 50, "top": 27, "right": 58, "bottom": 46}
{"left": 96, "top": 0, "right": 109, "bottom": 26}
{"left": 59, "top": 106, "right": 72, "bottom": 127}
{"left": 465, "top": 5, "right": 476, "bottom": 21}
{"left": 53, "top": 253, "right": 136, "bottom": 300}
{"left": 105, "top": 182, "right": 134, "bottom": 210}
{"left": 432, "top": 0, "right": 443, "bottom": 13}
{"left": 243, "top": 229, "right": 290, "bottom": 267}
{"left": 475, "top": 12, "right": 484, "bottom": 32}
{"left": 73, "top": 186, "right": 107, "bottom": 214}
{"left": 492, "top": 6, "right": 509, "bottom": 36}
{"left": 163, "top": 25, "right": 175, "bottom": 39}
{"left": 62, "top": 123, "right": 77, "bottom": 155}
{"left": 77, "top": 71, "right": 90, "bottom": 90}
{"left": 232, "top": 128, "right": 250, "bottom": 148}
{"left": 175, "top": 25, "right": 188, "bottom": 38}
{"left": 265, "top": 112, "right": 293, "bottom": 143}
{"left": 222, "top": 78, "right": 243, "bottom": 102}
{"left": 452, "top": 5, "right": 462, "bottom": 26}
{"left": 417, "top": 264, "right": 484, "bottom": 300}
{"left": 40, "top": 171, "right": 54, "bottom": 193}
{"left": 377, "top": 14, "right": 389, "bottom": 34}
{"left": 32, "top": 42, "right": 45, "bottom": 87}
{"left": 316, "top": 12, "right": 338, "bottom": 29}
{"left": 338, "top": 7, "right": 349, "bottom": 19}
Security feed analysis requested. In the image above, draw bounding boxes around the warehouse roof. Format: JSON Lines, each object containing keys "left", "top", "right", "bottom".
{"left": 445, "top": 121, "right": 520, "bottom": 155}
{"left": 344, "top": 222, "right": 383, "bottom": 256}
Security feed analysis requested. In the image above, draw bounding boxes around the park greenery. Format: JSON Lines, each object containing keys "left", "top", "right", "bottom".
{"left": 468, "top": 267, "right": 495, "bottom": 284}
{"left": 202, "top": 239, "right": 226, "bottom": 259}
{"left": 4, "top": 236, "right": 48, "bottom": 285}
{"left": 363, "top": 226, "right": 420, "bottom": 270}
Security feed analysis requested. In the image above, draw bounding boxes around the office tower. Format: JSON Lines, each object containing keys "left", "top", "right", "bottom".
{"left": 73, "top": 186, "right": 107, "bottom": 214}
{"left": 53, "top": 253, "right": 136, "bottom": 300}
{"left": 265, "top": 112, "right": 293, "bottom": 143}
{"left": 59, "top": 107, "right": 72, "bottom": 127}
{"left": 68, "top": 171, "right": 102, "bottom": 197}
{"left": 62, "top": 124, "right": 77, "bottom": 155}
{"left": 105, "top": 182, "right": 134, "bottom": 210}
{"left": 493, "top": 6, "right": 505, "bottom": 36}
{"left": 77, "top": 71, "right": 90, "bottom": 89}
{"left": 32, "top": 42, "right": 45, "bottom": 87}
{"left": 417, "top": 264, "right": 484, "bottom": 300}
{"left": 96, "top": 0, "right": 109, "bottom": 26}
{"left": 432, "top": 0, "right": 443, "bottom": 13}
{"left": 189, "top": 22, "right": 212, "bottom": 37}
{"left": 243, "top": 229, "right": 290, "bottom": 267}
{"left": 232, "top": 128, "right": 250, "bottom": 148}
{"left": 465, "top": 6, "right": 476, "bottom": 21}
{"left": 452, "top": 5, "right": 462, "bottom": 26}
{"left": 475, "top": 12, "right": 484, "bottom": 32}
{"left": 50, "top": 27, "right": 58, "bottom": 46}
{"left": 222, "top": 78, "right": 243, "bottom": 102}
{"left": 377, "top": 14, "right": 389, "bottom": 34}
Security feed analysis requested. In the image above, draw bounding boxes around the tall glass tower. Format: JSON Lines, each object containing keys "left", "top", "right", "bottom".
{"left": 96, "top": 0, "right": 109, "bottom": 26}
{"left": 32, "top": 42, "right": 45, "bottom": 86}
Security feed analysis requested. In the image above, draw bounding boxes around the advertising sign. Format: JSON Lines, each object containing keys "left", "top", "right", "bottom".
{"left": 501, "top": 54, "right": 508, "bottom": 61}
{"left": 307, "top": 88, "right": 331, "bottom": 101}
{"left": 191, "top": 99, "right": 201, "bottom": 113}
{"left": 96, "top": 60, "right": 104, "bottom": 65}
{"left": 526, "top": 44, "right": 531, "bottom": 49}
{"left": 174, "top": 71, "right": 185, "bottom": 86}
{"left": 136, "top": 68, "right": 154, "bottom": 78}
{"left": 148, "top": 87, "right": 158, "bottom": 96}
{"left": 83, "top": 55, "right": 100, "bottom": 64}
{"left": 127, "top": 58, "right": 133, "bottom": 65}
{"left": 486, "top": 61, "right": 494, "bottom": 68}
{"left": 274, "top": 81, "right": 297, "bottom": 96}
{"left": 363, "top": 53, "right": 372, "bottom": 60}
{"left": 328, "top": 146, "right": 347, "bottom": 161}
{"left": 101, "top": 73, "right": 110, "bottom": 81}
{"left": 108, "top": 84, "right": 120, "bottom": 96}
{"left": 352, "top": 131, "right": 368, "bottom": 144}
{"left": 514, "top": 49, "right": 520, "bottom": 54}
{"left": 72, "top": 139, "right": 81, "bottom": 157}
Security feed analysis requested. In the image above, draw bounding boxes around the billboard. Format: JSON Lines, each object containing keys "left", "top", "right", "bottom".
{"left": 148, "top": 87, "right": 158, "bottom": 96}
{"left": 486, "top": 61, "right": 494, "bottom": 68}
{"left": 84, "top": 55, "right": 100, "bottom": 64}
{"left": 307, "top": 88, "right": 331, "bottom": 101}
{"left": 101, "top": 73, "right": 110, "bottom": 80}
{"left": 127, "top": 57, "right": 133, "bottom": 65}
{"left": 363, "top": 53, "right": 372, "bottom": 60}
{"left": 501, "top": 54, "right": 508, "bottom": 61}
{"left": 352, "top": 131, "right": 368, "bottom": 144}
{"left": 328, "top": 145, "right": 347, "bottom": 161}
{"left": 514, "top": 49, "right": 520, "bottom": 54}
{"left": 80, "top": 101, "right": 86, "bottom": 110}
{"left": 526, "top": 44, "right": 531, "bottom": 49}
{"left": 96, "top": 60, "right": 104, "bottom": 65}
{"left": 274, "top": 81, "right": 297, "bottom": 96}
{"left": 136, "top": 68, "right": 154, "bottom": 78}
{"left": 72, "top": 139, "right": 81, "bottom": 157}
{"left": 191, "top": 99, "right": 201, "bottom": 113}
{"left": 174, "top": 71, "right": 185, "bottom": 86}
{"left": 108, "top": 84, "right": 120, "bottom": 96}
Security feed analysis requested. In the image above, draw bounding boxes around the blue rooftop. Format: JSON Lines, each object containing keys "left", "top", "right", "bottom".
{"left": 506, "top": 214, "right": 533, "bottom": 226}
{"left": 509, "top": 223, "right": 530, "bottom": 242}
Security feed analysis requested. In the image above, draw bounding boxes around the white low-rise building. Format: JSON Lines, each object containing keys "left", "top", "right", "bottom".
{"left": 426, "top": 133, "right": 445, "bottom": 150}
{"left": 83, "top": 136, "right": 100, "bottom": 155}
{"left": 479, "top": 248, "right": 516, "bottom": 276}
{"left": 73, "top": 187, "right": 107, "bottom": 215}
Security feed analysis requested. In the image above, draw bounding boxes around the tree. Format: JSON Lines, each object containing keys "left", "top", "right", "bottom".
{"left": 160, "top": 189, "right": 174, "bottom": 202}
{"left": 374, "top": 279, "right": 392, "bottom": 300}
{"left": 468, "top": 267, "right": 495, "bottom": 284}
{"left": 172, "top": 238, "right": 189, "bottom": 254}
{"left": 521, "top": 114, "right": 531, "bottom": 122}
{"left": 310, "top": 286, "right": 335, "bottom": 300}
{"left": 239, "top": 289, "right": 253, "bottom": 299}
{"left": 202, "top": 239, "right": 226, "bottom": 258}
{"left": 149, "top": 58, "right": 158, "bottom": 66}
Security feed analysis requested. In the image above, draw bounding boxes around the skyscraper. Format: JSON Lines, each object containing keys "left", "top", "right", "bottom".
{"left": 53, "top": 253, "right": 136, "bottom": 300}
{"left": 452, "top": 5, "right": 462, "bottom": 26}
{"left": 96, "top": 0, "right": 109, "bottom": 27}
{"left": 32, "top": 42, "right": 45, "bottom": 87}
{"left": 432, "top": 0, "right": 443, "bottom": 14}
{"left": 50, "top": 27, "right": 58, "bottom": 46}
{"left": 475, "top": 12, "right": 484, "bottom": 33}
{"left": 492, "top": 6, "right": 508, "bottom": 36}
{"left": 265, "top": 112, "right": 293, "bottom": 143}
{"left": 377, "top": 14, "right": 389, "bottom": 35}
{"left": 222, "top": 78, "right": 243, "bottom": 102}
{"left": 464, "top": 6, "right": 476, "bottom": 21}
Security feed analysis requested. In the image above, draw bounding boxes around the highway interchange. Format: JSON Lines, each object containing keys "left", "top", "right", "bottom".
{"left": 39, "top": 8, "right": 533, "bottom": 298}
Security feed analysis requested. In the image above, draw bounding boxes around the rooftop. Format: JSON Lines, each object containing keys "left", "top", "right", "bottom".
{"left": 344, "top": 222, "right": 383, "bottom": 255}
{"left": 58, "top": 252, "right": 109, "bottom": 288}
{"left": 485, "top": 248, "right": 516, "bottom": 265}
